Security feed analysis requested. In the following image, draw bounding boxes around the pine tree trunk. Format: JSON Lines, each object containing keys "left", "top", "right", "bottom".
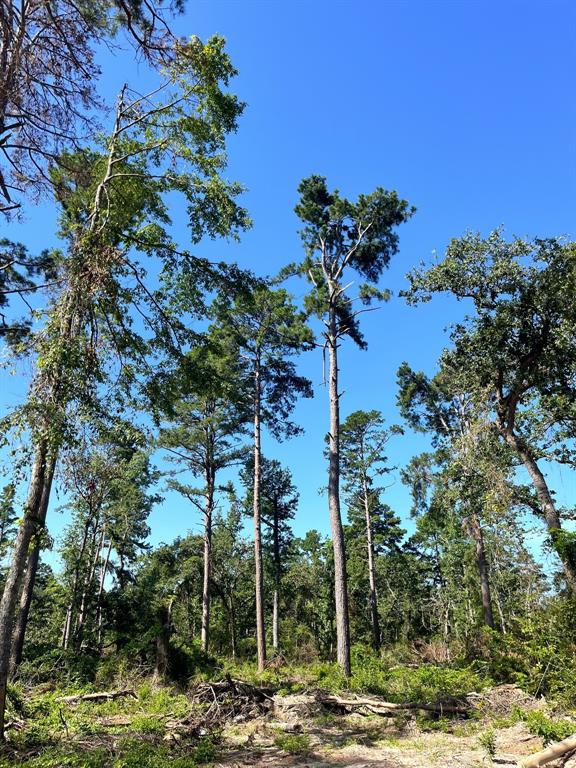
{"left": 155, "top": 600, "right": 173, "bottom": 680}
{"left": 201, "top": 470, "right": 214, "bottom": 654}
{"left": 253, "top": 356, "right": 266, "bottom": 671}
{"left": 0, "top": 440, "right": 55, "bottom": 739}
{"left": 362, "top": 477, "right": 381, "bottom": 652}
{"left": 466, "top": 510, "right": 495, "bottom": 629}
{"left": 228, "top": 594, "right": 237, "bottom": 660}
{"left": 272, "top": 503, "right": 281, "bottom": 652}
{"left": 327, "top": 308, "right": 351, "bottom": 677}
{"left": 501, "top": 427, "right": 576, "bottom": 591}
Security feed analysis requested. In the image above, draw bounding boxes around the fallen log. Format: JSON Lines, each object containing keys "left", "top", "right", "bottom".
{"left": 266, "top": 721, "right": 303, "bottom": 733}
{"left": 519, "top": 734, "right": 576, "bottom": 768}
{"left": 318, "top": 693, "right": 469, "bottom": 715}
{"left": 57, "top": 689, "right": 137, "bottom": 704}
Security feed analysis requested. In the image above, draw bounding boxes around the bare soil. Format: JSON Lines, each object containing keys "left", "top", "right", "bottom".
{"left": 214, "top": 685, "right": 554, "bottom": 768}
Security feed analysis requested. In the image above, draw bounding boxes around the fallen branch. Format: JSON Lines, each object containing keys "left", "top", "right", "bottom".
{"left": 519, "top": 734, "right": 576, "bottom": 767}
{"left": 318, "top": 693, "right": 468, "bottom": 716}
{"left": 57, "top": 689, "right": 137, "bottom": 704}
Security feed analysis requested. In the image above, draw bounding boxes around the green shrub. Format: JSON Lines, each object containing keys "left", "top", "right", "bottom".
{"left": 522, "top": 710, "right": 575, "bottom": 745}
{"left": 477, "top": 728, "right": 497, "bottom": 759}
{"left": 191, "top": 734, "right": 219, "bottom": 763}
{"left": 274, "top": 733, "right": 311, "bottom": 755}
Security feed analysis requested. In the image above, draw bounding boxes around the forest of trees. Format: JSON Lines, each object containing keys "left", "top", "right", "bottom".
{"left": 0, "top": 3, "right": 574, "bottom": 767}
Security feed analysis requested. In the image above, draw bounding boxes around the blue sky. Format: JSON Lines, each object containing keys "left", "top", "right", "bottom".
{"left": 3, "top": 0, "right": 575, "bottom": 570}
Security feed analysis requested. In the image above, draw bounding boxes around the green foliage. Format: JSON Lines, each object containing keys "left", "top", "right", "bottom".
{"left": 221, "top": 650, "right": 489, "bottom": 703}
{"left": 3, "top": 678, "right": 217, "bottom": 767}
{"left": 477, "top": 727, "right": 497, "bottom": 759}
{"left": 477, "top": 596, "right": 576, "bottom": 705}
{"left": 347, "top": 657, "right": 489, "bottom": 702}
{"left": 549, "top": 529, "right": 576, "bottom": 565}
{"left": 273, "top": 732, "right": 311, "bottom": 755}
{"left": 403, "top": 232, "right": 576, "bottom": 586}
{"left": 521, "top": 710, "right": 575, "bottom": 745}
{"left": 211, "top": 280, "right": 314, "bottom": 440}
{"left": 292, "top": 175, "right": 414, "bottom": 349}
{"left": 2, "top": 730, "right": 218, "bottom": 768}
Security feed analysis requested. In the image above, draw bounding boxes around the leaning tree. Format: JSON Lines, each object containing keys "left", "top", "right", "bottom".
{"left": 0, "top": 35, "right": 249, "bottom": 737}
{"left": 404, "top": 231, "right": 576, "bottom": 592}
{"left": 0, "top": 0, "right": 187, "bottom": 214}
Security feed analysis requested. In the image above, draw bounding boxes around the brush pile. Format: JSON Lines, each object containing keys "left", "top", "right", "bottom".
{"left": 190, "top": 677, "right": 275, "bottom": 725}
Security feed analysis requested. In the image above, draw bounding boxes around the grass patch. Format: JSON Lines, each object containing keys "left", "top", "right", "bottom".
{"left": 273, "top": 733, "right": 311, "bottom": 756}
{"left": 1, "top": 734, "right": 218, "bottom": 768}
{"left": 223, "top": 649, "right": 491, "bottom": 703}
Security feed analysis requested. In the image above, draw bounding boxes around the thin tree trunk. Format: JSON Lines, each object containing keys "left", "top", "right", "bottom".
{"left": 465, "top": 510, "right": 495, "bottom": 629}
{"left": 75, "top": 521, "right": 104, "bottom": 647}
{"left": 501, "top": 427, "right": 576, "bottom": 591}
{"left": 272, "top": 501, "right": 281, "bottom": 652}
{"left": 0, "top": 440, "right": 55, "bottom": 739}
{"left": 327, "top": 309, "right": 351, "bottom": 677}
{"left": 201, "top": 469, "right": 214, "bottom": 654}
{"left": 493, "top": 585, "right": 507, "bottom": 634}
{"left": 362, "top": 477, "right": 381, "bottom": 652}
{"left": 61, "top": 513, "right": 93, "bottom": 650}
{"left": 155, "top": 599, "right": 173, "bottom": 680}
{"left": 96, "top": 539, "right": 112, "bottom": 647}
{"left": 253, "top": 356, "right": 266, "bottom": 671}
{"left": 228, "top": 593, "right": 237, "bottom": 660}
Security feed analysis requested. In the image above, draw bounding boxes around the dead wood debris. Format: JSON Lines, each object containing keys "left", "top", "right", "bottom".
{"left": 519, "top": 735, "right": 576, "bottom": 768}
{"left": 190, "top": 677, "right": 275, "bottom": 725}
{"left": 466, "top": 684, "right": 541, "bottom": 717}
{"left": 57, "top": 689, "right": 137, "bottom": 704}
{"left": 316, "top": 692, "right": 469, "bottom": 717}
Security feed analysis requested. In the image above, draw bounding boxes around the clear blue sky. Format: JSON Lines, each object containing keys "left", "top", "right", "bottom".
{"left": 3, "top": 0, "right": 575, "bottom": 568}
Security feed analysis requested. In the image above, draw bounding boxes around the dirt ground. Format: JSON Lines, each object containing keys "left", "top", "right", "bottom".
{"left": 213, "top": 685, "right": 570, "bottom": 768}
{"left": 216, "top": 719, "right": 545, "bottom": 767}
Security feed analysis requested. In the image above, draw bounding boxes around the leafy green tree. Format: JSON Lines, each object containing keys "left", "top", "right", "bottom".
{"left": 340, "top": 410, "right": 402, "bottom": 651}
{"left": 291, "top": 175, "right": 414, "bottom": 674}
{"left": 58, "top": 427, "right": 158, "bottom": 655}
{"left": 399, "top": 371, "right": 546, "bottom": 641}
{"left": 284, "top": 529, "right": 335, "bottom": 660}
{"left": 211, "top": 503, "right": 254, "bottom": 658}
{"left": 11, "top": 562, "right": 65, "bottom": 679}
{"left": 122, "top": 535, "right": 202, "bottom": 678}
{"left": 0, "top": 34, "right": 248, "bottom": 737}
{"left": 241, "top": 456, "right": 298, "bottom": 652}
{"left": 404, "top": 232, "right": 576, "bottom": 592}
{"left": 213, "top": 282, "right": 312, "bottom": 670}
{"left": 0, "top": 241, "right": 58, "bottom": 342}
{"left": 158, "top": 340, "right": 249, "bottom": 653}
{"left": 397, "top": 366, "right": 501, "bottom": 628}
